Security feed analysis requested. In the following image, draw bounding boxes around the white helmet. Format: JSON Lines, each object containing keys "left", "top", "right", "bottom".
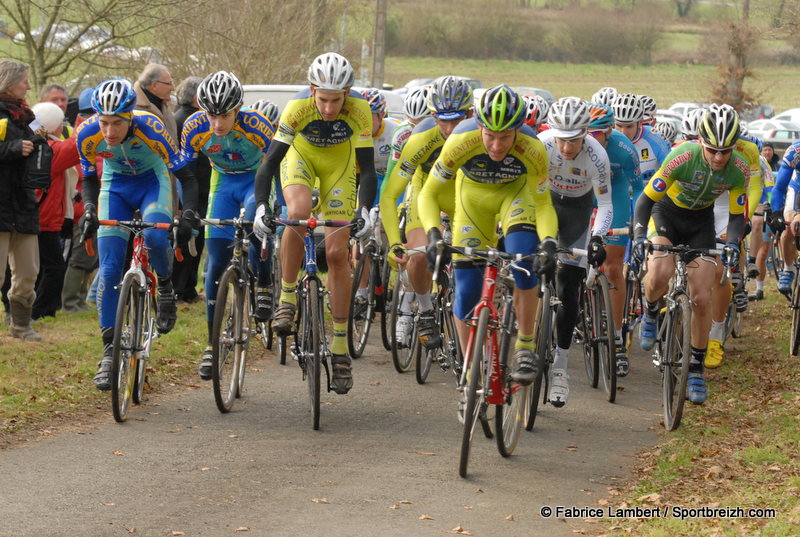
{"left": 32, "top": 102, "right": 65, "bottom": 134}
{"left": 403, "top": 85, "right": 430, "bottom": 121}
{"left": 307, "top": 52, "right": 354, "bottom": 91}
{"left": 699, "top": 104, "right": 740, "bottom": 149}
{"left": 639, "top": 95, "right": 658, "bottom": 118}
{"left": 612, "top": 93, "right": 644, "bottom": 124}
{"left": 591, "top": 86, "right": 618, "bottom": 106}
{"left": 547, "top": 96, "right": 590, "bottom": 137}
{"left": 523, "top": 94, "right": 549, "bottom": 127}
{"left": 652, "top": 121, "right": 677, "bottom": 144}
{"left": 681, "top": 108, "right": 705, "bottom": 138}
{"left": 251, "top": 99, "right": 280, "bottom": 124}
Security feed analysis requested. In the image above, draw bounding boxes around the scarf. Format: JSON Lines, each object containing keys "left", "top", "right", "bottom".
{"left": 0, "top": 95, "right": 36, "bottom": 130}
{"left": 142, "top": 87, "right": 164, "bottom": 112}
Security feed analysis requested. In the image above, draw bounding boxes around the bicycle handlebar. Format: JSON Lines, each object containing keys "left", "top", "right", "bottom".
{"left": 273, "top": 217, "right": 351, "bottom": 229}
{"left": 84, "top": 219, "right": 175, "bottom": 258}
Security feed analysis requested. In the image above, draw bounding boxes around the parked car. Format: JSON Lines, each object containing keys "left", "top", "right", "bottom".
{"left": 668, "top": 101, "right": 704, "bottom": 118}
{"left": 14, "top": 24, "right": 111, "bottom": 51}
{"left": 513, "top": 86, "right": 556, "bottom": 106}
{"left": 744, "top": 119, "right": 800, "bottom": 140}
{"left": 772, "top": 108, "right": 800, "bottom": 127}
{"left": 395, "top": 76, "right": 482, "bottom": 96}
{"left": 655, "top": 109, "right": 682, "bottom": 133}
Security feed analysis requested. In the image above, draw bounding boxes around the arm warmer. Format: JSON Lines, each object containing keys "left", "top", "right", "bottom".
{"left": 255, "top": 140, "right": 290, "bottom": 207}
{"left": 82, "top": 172, "right": 100, "bottom": 207}
{"left": 355, "top": 146, "right": 377, "bottom": 210}
{"left": 173, "top": 165, "right": 199, "bottom": 213}
{"left": 632, "top": 194, "right": 655, "bottom": 240}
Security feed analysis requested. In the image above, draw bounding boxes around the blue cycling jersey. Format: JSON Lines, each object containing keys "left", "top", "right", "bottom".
{"left": 770, "top": 140, "right": 800, "bottom": 211}
{"left": 181, "top": 109, "right": 274, "bottom": 173}
{"left": 77, "top": 111, "right": 185, "bottom": 176}
{"left": 632, "top": 125, "right": 669, "bottom": 185}
{"left": 605, "top": 130, "right": 643, "bottom": 245}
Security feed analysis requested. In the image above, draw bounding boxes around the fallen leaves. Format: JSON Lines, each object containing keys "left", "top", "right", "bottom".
{"left": 415, "top": 451, "right": 436, "bottom": 456}
{"left": 447, "top": 526, "right": 473, "bottom": 535}
{"left": 311, "top": 498, "right": 330, "bottom": 504}
{"left": 419, "top": 514, "right": 434, "bottom": 520}
{"left": 112, "top": 450, "right": 124, "bottom": 456}
{"left": 235, "top": 527, "right": 249, "bottom": 532}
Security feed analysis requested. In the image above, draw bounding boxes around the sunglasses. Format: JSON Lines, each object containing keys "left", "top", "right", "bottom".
{"left": 702, "top": 144, "right": 733, "bottom": 156}
{"left": 556, "top": 136, "right": 585, "bottom": 145}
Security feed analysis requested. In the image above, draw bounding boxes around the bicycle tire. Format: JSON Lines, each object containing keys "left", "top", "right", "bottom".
{"left": 459, "top": 308, "right": 491, "bottom": 478}
{"left": 211, "top": 268, "right": 242, "bottom": 413}
{"left": 621, "top": 269, "right": 642, "bottom": 354}
{"left": 277, "top": 333, "right": 287, "bottom": 365}
{"left": 580, "top": 285, "right": 599, "bottom": 388}
{"left": 415, "top": 345, "right": 434, "bottom": 384}
{"left": 379, "top": 256, "right": 392, "bottom": 351}
{"left": 237, "top": 282, "right": 254, "bottom": 399}
{"left": 527, "top": 283, "right": 553, "bottom": 431}
{"left": 111, "top": 272, "right": 141, "bottom": 423}
{"left": 347, "top": 245, "right": 375, "bottom": 358}
{"left": 495, "top": 303, "right": 524, "bottom": 457}
{"left": 132, "top": 288, "right": 156, "bottom": 405}
{"left": 390, "top": 274, "right": 416, "bottom": 373}
{"left": 769, "top": 240, "right": 782, "bottom": 283}
{"left": 791, "top": 283, "right": 800, "bottom": 356}
{"left": 663, "top": 293, "right": 692, "bottom": 431}
{"left": 304, "top": 278, "right": 322, "bottom": 430}
{"left": 595, "top": 275, "right": 616, "bottom": 403}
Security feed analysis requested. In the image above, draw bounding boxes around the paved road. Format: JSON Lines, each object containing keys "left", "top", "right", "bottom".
{"left": 1, "top": 332, "right": 662, "bottom": 537}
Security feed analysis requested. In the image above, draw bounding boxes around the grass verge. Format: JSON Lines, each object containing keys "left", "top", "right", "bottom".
{"left": 589, "top": 290, "right": 800, "bottom": 536}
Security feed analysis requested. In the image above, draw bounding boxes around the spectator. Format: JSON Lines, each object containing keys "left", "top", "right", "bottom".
{"left": 762, "top": 142, "right": 781, "bottom": 172}
{"left": 133, "top": 63, "right": 177, "bottom": 141}
{"left": 61, "top": 88, "right": 99, "bottom": 313}
{"left": 30, "top": 102, "right": 80, "bottom": 319}
{"left": 39, "top": 83, "right": 69, "bottom": 114}
{"left": 0, "top": 60, "right": 42, "bottom": 341}
{"left": 172, "top": 76, "right": 210, "bottom": 303}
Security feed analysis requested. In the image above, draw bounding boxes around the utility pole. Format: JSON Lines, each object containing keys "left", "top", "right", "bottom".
{"left": 372, "top": 0, "right": 387, "bottom": 88}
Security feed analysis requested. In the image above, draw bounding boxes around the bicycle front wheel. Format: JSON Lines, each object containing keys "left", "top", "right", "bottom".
{"left": 580, "top": 286, "right": 599, "bottom": 388}
{"left": 211, "top": 268, "right": 244, "bottom": 413}
{"left": 595, "top": 275, "right": 616, "bottom": 403}
{"left": 132, "top": 289, "right": 156, "bottom": 405}
{"left": 380, "top": 256, "right": 393, "bottom": 351}
{"left": 495, "top": 307, "right": 524, "bottom": 457}
{"left": 111, "top": 272, "right": 143, "bottom": 423}
{"left": 390, "top": 273, "right": 416, "bottom": 373}
{"left": 301, "top": 279, "right": 322, "bottom": 430}
{"left": 348, "top": 246, "right": 376, "bottom": 358}
{"left": 527, "top": 283, "right": 553, "bottom": 431}
{"left": 663, "top": 293, "right": 692, "bottom": 431}
{"left": 791, "top": 284, "right": 800, "bottom": 356}
{"left": 459, "top": 308, "right": 491, "bottom": 478}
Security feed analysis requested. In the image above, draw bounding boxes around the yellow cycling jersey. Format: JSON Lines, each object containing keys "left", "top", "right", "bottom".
{"left": 644, "top": 142, "right": 748, "bottom": 214}
{"left": 274, "top": 87, "right": 372, "bottom": 150}
{"left": 418, "top": 119, "right": 558, "bottom": 240}
{"left": 379, "top": 117, "right": 448, "bottom": 247}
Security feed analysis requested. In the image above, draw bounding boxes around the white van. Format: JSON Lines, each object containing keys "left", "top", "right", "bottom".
{"left": 242, "top": 84, "right": 405, "bottom": 121}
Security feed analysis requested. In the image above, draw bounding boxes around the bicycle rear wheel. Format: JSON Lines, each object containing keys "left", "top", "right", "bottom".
{"left": 791, "top": 283, "right": 800, "bottom": 356}
{"left": 302, "top": 279, "right": 322, "bottom": 430}
{"left": 211, "top": 268, "right": 243, "bottom": 413}
{"left": 663, "top": 293, "right": 691, "bottom": 431}
{"left": 379, "top": 256, "right": 392, "bottom": 351}
{"left": 579, "top": 286, "right": 599, "bottom": 388}
{"left": 621, "top": 269, "right": 642, "bottom": 354}
{"left": 459, "top": 308, "right": 491, "bottom": 478}
{"left": 111, "top": 272, "right": 142, "bottom": 423}
{"left": 390, "top": 273, "right": 416, "bottom": 373}
{"left": 132, "top": 289, "right": 156, "bottom": 405}
{"left": 348, "top": 246, "right": 376, "bottom": 358}
{"left": 595, "top": 275, "right": 616, "bottom": 403}
{"left": 527, "top": 283, "right": 553, "bottom": 431}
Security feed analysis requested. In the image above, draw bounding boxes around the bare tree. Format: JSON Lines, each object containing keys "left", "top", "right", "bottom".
{"left": 710, "top": 21, "right": 758, "bottom": 110}
{"left": 0, "top": 0, "right": 205, "bottom": 92}
{"left": 157, "top": 0, "right": 345, "bottom": 84}
{"left": 674, "top": 0, "right": 693, "bottom": 18}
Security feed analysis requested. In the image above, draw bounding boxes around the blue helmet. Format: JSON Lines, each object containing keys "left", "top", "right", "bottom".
{"left": 361, "top": 88, "right": 387, "bottom": 115}
{"left": 91, "top": 79, "right": 137, "bottom": 117}
{"left": 588, "top": 103, "right": 614, "bottom": 130}
{"left": 250, "top": 99, "right": 280, "bottom": 124}
{"left": 428, "top": 76, "right": 473, "bottom": 120}
{"left": 476, "top": 84, "right": 525, "bottom": 131}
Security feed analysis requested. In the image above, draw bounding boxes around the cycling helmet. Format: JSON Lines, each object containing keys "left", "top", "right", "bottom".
{"left": 251, "top": 99, "right": 280, "bottom": 124}
{"left": 197, "top": 71, "right": 243, "bottom": 115}
{"left": 699, "top": 104, "right": 740, "bottom": 149}
{"left": 428, "top": 75, "right": 473, "bottom": 120}
{"left": 547, "top": 96, "right": 591, "bottom": 137}
{"left": 639, "top": 95, "right": 658, "bottom": 118}
{"left": 91, "top": 79, "right": 137, "bottom": 118}
{"left": 307, "top": 52, "right": 354, "bottom": 90}
{"left": 652, "top": 121, "right": 677, "bottom": 144}
{"left": 476, "top": 84, "right": 525, "bottom": 131}
{"left": 361, "top": 88, "right": 387, "bottom": 115}
{"left": 681, "top": 108, "right": 704, "bottom": 138}
{"left": 591, "top": 87, "right": 618, "bottom": 106}
{"left": 31, "top": 102, "right": 65, "bottom": 134}
{"left": 738, "top": 123, "right": 749, "bottom": 137}
{"left": 523, "top": 94, "right": 549, "bottom": 128}
{"left": 588, "top": 102, "right": 614, "bottom": 130}
{"left": 612, "top": 93, "right": 643, "bottom": 124}
{"left": 403, "top": 86, "right": 430, "bottom": 121}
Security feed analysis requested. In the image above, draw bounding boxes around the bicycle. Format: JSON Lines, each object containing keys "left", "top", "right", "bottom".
{"left": 85, "top": 213, "right": 175, "bottom": 423}
{"left": 347, "top": 216, "right": 392, "bottom": 359}
{"left": 433, "top": 243, "right": 540, "bottom": 477}
{"left": 275, "top": 216, "right": 351, "bottom": 431}
{"left": 524, "top": 266, "right": 557, "bottom": 432}
{"left": 787, "top": 236, "right": 800, "bottom": 356}
{"left": 201, "top": 209, "right": 270, "bottom": 413}
{"left": 641, "top": 243, "right": 723, "bottom": 431}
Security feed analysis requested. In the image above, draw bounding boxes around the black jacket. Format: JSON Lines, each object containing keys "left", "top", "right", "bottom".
{"left": 0, "top": 101, "right": 39, "bottom": 234}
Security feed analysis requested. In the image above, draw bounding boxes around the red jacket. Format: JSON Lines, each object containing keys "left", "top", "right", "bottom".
{"left": 37, "top": 135, "right": 80, "bottom": 232}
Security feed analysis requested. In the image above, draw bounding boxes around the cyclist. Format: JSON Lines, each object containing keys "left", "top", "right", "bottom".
{"left": 587, "top": 103, "right": 643, "bottom": 377}
{"left": 77, "top": 79, "right": 198, "bottom": 390}
{"left": 680, "top": 108, "right": 704, "bottom": 143}
{"left": 747, "top": 153, "right": 775, "bottom": 301}
{"left": 522, "top": 94, "right": 550, "bottom": 133}
{"left": 249, "top": 99, "right": 280, "bottom": 125}
{"left": 652, "top": 121, "right": 678, "bottom": 146}
{"left": 382, "top": 85, "right": 430, "bottom": 188}
{"left": 590, "top": 86, "right": 618, "bottom": 107}
{"left": 633, "top": 104, "right": 748, "bottom": 404}
{"left": 378, "top": 76, "right": 473, "bottom": 350}
{"left": 705, "top": 119, "right": 763, "bottom": 368}
{"left": 181, "top": 71, "right": 276, "bottom": 381}
{"left": 418, "top": 84, "right": 558, "bottom": 385}
{"left": 612, "top": 93, "right": 669, "bottom": 185}
{"left": 538, "top": 97, "right": 613, "bottom": 407}
{"left": 768, "top": 137, "right": 800, "bottom": 295}
{"left": 252, "top": 52, "right": 376, "bottom": 394}
{"left": 639, "top": 95, "right": 658, "bottom": 127}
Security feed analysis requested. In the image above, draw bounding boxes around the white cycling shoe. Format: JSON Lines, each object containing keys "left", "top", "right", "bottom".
{"left": 548, "top": 369, "right": 570, "bottom": 408}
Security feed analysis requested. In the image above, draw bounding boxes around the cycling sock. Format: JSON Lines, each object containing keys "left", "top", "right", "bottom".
{"left": 553, "top": 346, "right": 569, "bottom": 371}
{"left": 709, "top": 320, "right": 726, "bottom": 341}
{"left": 332, "top": 321, "right": 348, "bottom": 355}
{"left": 689, "top": 346, "right": 705, "bottom": 373}
{"left": 615, "top": 329, "right": 623, "bottom": 346}
{"left": 356, "top": 287, "right": 369, "bottom": 299}
{"left": 416, "top": 292, "right": 433, "bottom": 312}
{"left": 756, "top": 280, "right": 765, "bottom": 291}
{"left": 515, "top": 331, "right": 534, "bottom": 351}
{"left": 645, "top": 300, "right": 659, "bottom": 317}
{"left": 787, "top": 265, "right": 797, "bottom": 274}
{"left": 279, "top": 280, "right": 297, "bottom": 306}
{"left": 400, "top": 290, "right": 414, "bottom": 313}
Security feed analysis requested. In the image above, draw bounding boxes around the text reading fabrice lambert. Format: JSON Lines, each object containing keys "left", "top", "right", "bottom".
{"left": 539, "top": 505, "right": 776, "bottom": 520}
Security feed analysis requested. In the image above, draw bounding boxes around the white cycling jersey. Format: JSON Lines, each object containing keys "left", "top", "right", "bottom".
{"left": 374, "top": 117, "right": 401, "bottom": 177}
{"left": 537, "top": 129, "right": 614, "bottom": 236}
